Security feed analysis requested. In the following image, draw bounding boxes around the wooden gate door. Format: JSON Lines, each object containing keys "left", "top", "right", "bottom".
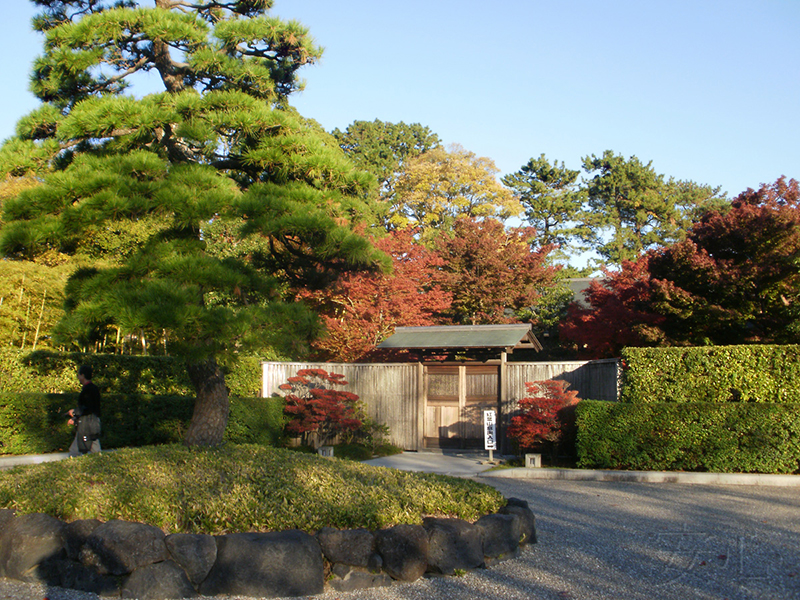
{"left": 424, "top": 365, "right": 499, "bottom": 449}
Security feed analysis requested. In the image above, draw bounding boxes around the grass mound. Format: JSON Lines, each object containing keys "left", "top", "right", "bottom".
{"left": 0, "top": 444, "right": 504, "bottom": 534}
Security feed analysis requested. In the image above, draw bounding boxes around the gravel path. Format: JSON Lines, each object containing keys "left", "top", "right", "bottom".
{"left": 2, "top": 477, "right": 799, "bottom": 600}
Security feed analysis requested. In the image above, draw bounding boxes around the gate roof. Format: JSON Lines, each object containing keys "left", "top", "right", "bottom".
{"left": 378, "top": 324, "right": 542, "bottom": 356}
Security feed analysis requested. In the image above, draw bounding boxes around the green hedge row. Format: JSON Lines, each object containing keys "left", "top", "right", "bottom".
{"left": 0, "top": 348, "right": 264, "bottom": 398}
{"left": 576, "top": 399, "right": 800, "bottom": 474}
{"left": 620, "top": 345, "right": 800, "bottom": 404}
{"left": 0, "top": 392, "right": 286, "bottom": 455}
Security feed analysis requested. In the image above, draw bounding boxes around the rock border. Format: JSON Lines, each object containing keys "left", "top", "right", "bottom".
{"left": 0, "top": 498, "right": 536, "bottom": 599}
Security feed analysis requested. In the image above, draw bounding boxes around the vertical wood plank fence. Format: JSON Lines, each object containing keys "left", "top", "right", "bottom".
{"left": 263, "top": 359, "right": 619, "bottom": 451}
{"left": 263, "top": 362, "right": 421, "bottom": 450}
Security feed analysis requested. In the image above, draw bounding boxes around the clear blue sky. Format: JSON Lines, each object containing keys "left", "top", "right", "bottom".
{"left": 1, "top": 0, "right": 798, "bottom": 199}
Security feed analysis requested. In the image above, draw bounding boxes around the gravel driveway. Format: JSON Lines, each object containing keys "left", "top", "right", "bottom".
{"left": 2, "top": 477, "right": 798, "bottom": 600}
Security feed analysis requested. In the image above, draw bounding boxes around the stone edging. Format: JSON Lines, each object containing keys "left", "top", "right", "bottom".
{"left": 0, "top": 498, "right": 536, "bottom": 599}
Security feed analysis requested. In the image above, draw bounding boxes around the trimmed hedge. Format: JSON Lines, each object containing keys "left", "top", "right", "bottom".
{"left": 621, "top": 345, "right": 800, "bottom": 404}
{"left": 0, "top": 392, "right": 285, "bottom": 455}
{"left": 0, "top": 348, "right": 264, "bottom": 398}
{"left": 576, "top": 399, "right": 800, "bottom": 474}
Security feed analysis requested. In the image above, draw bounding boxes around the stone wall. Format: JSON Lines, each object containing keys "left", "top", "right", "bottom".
{"left": 0, "top": 498, "right": 536, "bottom": 599}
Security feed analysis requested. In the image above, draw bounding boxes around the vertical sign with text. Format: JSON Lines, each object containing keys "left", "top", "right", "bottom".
{"left": 483, "top": 410, "right": 497, "bottom": 451}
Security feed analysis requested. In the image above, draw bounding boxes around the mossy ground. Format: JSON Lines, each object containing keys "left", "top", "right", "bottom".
{"left": 0, "top": 443, "right": 504, "bottom": 534}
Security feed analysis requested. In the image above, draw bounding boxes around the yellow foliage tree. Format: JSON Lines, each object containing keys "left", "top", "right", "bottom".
{"left": 390, "top": 144, "right": 521, "bottom": 241}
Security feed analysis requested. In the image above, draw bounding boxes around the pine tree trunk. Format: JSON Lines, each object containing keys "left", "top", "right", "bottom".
{"left": 184, "top": 358, "right": 229, "bottom": 447}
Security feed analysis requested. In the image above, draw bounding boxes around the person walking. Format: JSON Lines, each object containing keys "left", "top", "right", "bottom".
{"left": 68, "top": 364, "right": 102, "bottom": 456}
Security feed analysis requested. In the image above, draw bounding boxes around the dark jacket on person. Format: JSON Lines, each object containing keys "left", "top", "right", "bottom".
{"left": 77, "top": 381, "right": 102, "bottom": 418}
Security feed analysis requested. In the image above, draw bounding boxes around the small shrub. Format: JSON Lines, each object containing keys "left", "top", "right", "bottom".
{"left": 332, "top": 443, "right": 374, "bottom": 461}
{"left": 341, "top": 411, "right": 393, "bottom": 455}
{"left": 507, "top": 380, "right": 580, "bottom": 461}
{"left": 280, "top": 369, "right": 362, "bottom": 448}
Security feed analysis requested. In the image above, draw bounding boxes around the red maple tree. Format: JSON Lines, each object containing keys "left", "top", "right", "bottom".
{"left": 281, "top": 369, "right": 362, "bottom": 448}
{"left": 560, "top": 255, "right": 666, "bottom": 358}
{"left": 561, "top": 177, "right": 800, "bottom": 356}
{"left": 507, "top": 380, "right": 580, "bottom": 459}
{"left": 648, "top": 176, "right": 800, "bottom": 345}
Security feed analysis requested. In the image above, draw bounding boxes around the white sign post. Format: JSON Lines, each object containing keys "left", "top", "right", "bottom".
{"left": 483, "top": 410, "right": 497, "bottom": 463}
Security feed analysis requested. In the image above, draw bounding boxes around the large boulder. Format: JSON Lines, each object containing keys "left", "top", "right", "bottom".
{"left": 80, "top": 520, "right": 168, "bottom": 576}
{"left": 199, "top": 530, "right": 323, "bottom": 598}
{"left": 166, "top": 532, "right": 217, "bottom": 587}
{"left": 122, "top": 559, "right": 196, "bottom": 600}
{"left": 55, "top": 559, "right": 120, "bottom": 596}
{"left": 0, "top": 512, "right": 65, "bottom": 582}
{"left": 316, "top": 527, "right": 375, "bottom": 567}
{"left": 0, "top": 509, "right": 17, "bottom": 535}
{"left": 498, "top": 498, "right": 537, "bottom": 545}
{"left": 423, "top": 517, "right": 484, "bottom": 575}
{"left": 374, "top": 524, "right": 428, "bottom": 582}
{"left": 475, "top": 513, "right": 521, "bottom": 561}
{"left": 64, "top": 519, "right": 102, "bottom": 561}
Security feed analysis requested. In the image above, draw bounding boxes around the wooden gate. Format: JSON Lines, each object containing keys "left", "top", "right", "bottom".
{"left": 424, "top": 365, "right": 499, "bottom": 449}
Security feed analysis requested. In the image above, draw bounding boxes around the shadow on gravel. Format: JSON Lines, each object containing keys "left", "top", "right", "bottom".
{"left": 482, "top": 477, "right": 800, "bottom": 600}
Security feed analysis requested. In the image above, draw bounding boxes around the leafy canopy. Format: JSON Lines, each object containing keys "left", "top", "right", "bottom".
{"left": 561, "top": 177, "right": 800, "bottom": 357}
{"left": 391, "top": 144, "right": 521, "bottom": 240}
{"left": 333, "top": 119, "right": 440, "bottom": 205}
{"left": 435, "top": 218, "right": 561, "bottom": 325}
{"left": 0, "top": 0, "right": 388, "bottom": 445}
{"left": 302, "top": 228, "right": 452, "bottom": 362}
{"left": 580, "top": 150, "right": 725, "bottom": 266}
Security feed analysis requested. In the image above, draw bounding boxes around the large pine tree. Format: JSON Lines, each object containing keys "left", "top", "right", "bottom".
{"left": 0, "top": 0, "right": 387, "bottom": 446}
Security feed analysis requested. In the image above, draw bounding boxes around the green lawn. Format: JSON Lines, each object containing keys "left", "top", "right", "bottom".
{"left": 0, "top": 444, "right": 505, "bottom": 534}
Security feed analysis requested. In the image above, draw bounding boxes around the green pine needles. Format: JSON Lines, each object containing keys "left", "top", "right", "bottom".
{"left": 0, "top": 0, "right": 388, "bottom": 446}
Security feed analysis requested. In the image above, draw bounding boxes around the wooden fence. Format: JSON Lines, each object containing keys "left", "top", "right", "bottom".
{"left": 262, "top": 359, "right": 619, "bottom": 451}
{"left": 263, "top": 362, "right": 421, "bottom": 450}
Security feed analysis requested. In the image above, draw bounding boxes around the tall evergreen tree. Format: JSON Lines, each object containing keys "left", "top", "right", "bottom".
{"left": 0, "top": 0, "right": 387, "bottom": 446}
{"left": 501, "top": 154, "right": 588, "bottom": 259}
{"left": 332, "top": 119, "right": 440, "bottom": 202}
{"left": 580, "top": 150, "right": 724, "bottom": 266}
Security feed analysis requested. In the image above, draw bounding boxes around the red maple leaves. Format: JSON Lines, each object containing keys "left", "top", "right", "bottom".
{"left": 281, "top": 369, "right": 362, "bottom": 448}
{"left": 507, "top": 380, "right": 580, "bottom": 454}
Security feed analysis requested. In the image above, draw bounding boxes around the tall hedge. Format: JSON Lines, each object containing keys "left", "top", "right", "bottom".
{"left": 620, "top": 345, "right": 800, "bottom": 404}
{"left": 0, "top": 349, "right": 278, "bottom": 454}
{"left": 0, "top": 392, "right": 285, "bottom": 455}
{"left": 0, "top": 348, "right": 264, "bottom": 398}
{"left": 576, "top": 400, "right": 800, "bottom": 474}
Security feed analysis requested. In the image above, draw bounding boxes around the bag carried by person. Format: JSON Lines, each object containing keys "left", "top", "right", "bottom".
{"left": 76, "top": 413, "right": 101, "bottom": 454}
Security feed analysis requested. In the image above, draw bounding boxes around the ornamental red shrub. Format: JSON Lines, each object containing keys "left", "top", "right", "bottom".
{"left": 281, "top": 369, "right": 362, "bottom": 448}
{"left": 507, "top": 380, "right": 580, "bottom": 456}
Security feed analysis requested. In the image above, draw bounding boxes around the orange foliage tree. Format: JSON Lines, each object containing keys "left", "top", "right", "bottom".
{"left": 302, "top": 229, "right": 452, "bottom": 361}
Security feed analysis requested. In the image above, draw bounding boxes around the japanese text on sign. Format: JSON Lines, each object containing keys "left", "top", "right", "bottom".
{"left": 483, "top": 410, "right": 497, "bottom": 450}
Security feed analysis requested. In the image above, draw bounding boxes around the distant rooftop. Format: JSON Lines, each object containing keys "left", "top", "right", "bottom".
{"left": 567, "top": 277, "right": 603, "bottom": 308}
